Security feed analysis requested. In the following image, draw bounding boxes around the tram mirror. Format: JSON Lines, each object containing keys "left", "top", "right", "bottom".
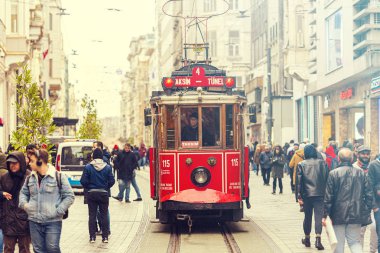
{"left": 144, "top": 108, "right": 152, "bottom": 126}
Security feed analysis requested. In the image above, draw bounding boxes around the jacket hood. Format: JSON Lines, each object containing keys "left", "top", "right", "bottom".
{"left": 6, "top": 151, "right": 27, "bottom": 174}
{"left": 90, "top": 159, "right": 107, "bottom": 171}
{"left": 0, "top": 153, "right": 6, "bottom": 169}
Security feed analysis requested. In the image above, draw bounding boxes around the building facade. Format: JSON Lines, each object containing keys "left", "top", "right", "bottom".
{"left": 0, "top": 0, "right": 70, "bottom": 150}
{"left": 308, "top": 0, "right": 380, "bottom": 153}
{"left": 246, "top": 0, "right": 311, "bottom": 145}
{"left": 120, "top": 34, "right": 155, "bottom": 145}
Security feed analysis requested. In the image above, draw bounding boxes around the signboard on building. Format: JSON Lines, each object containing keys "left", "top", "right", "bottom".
{"left": 371, "top": 76, "right": 380, "bottom": 94}
{"left": 340, "top": 88, "right": 354, "bottom": 100}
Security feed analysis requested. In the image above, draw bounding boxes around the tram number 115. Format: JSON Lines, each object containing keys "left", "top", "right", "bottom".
{"left": 162, "top": 160, "right": 171, "bottom": 168}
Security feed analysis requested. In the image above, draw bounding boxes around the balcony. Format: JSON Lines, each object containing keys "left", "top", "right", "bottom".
{"left": 353, "top": 23, "right": 380, "bottom": 36}
{"left": 353, "top": 49, "right": 380, "bottom": 77}
{"left": 353, "top": 39, "right": 380, "bottom": 51}
{"left": 353, "top": 7, "right": 380, "bottom": 20}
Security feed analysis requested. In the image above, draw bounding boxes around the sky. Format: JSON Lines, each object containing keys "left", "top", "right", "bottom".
{"left": 61, "top": 0, "right": 155, "bottom": 118}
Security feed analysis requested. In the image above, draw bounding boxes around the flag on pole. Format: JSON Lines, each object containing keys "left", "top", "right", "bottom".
{"left": 42, "top": 49, "right": 49, "bottom": 60}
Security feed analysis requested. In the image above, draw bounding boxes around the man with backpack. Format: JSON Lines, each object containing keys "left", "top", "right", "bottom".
{"left": 19, "top": 149, "right": 74, "bottom": 253}
{"left": 80, "top": 148, "right": 115, "bottom": 244}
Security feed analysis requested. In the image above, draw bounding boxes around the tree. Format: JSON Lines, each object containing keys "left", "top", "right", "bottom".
{"left": 11, "top": 65, "right": 55, "bottom": 151}
{"left": 77, "top": 94, "right": 102, "bottom": 139}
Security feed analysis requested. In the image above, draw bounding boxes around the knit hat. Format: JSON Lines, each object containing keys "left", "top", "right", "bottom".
{"left": 304, "top": 144, "right": 318, "bottom": 159}
{"left": 93, "top": 148, "right": 103, "bottom": 160}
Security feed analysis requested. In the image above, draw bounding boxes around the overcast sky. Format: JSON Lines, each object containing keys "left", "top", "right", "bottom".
{"left": 61, "top": 0, "right": 155, "bottom": 118}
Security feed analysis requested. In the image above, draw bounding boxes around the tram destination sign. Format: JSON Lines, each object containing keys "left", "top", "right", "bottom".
{"left": 162, "top": 66, "right": 236, "bottom": 89}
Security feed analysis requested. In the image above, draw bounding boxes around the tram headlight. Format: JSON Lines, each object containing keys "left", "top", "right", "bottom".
{"left": 191, "top": 167, "right": 211, "bottom": 187}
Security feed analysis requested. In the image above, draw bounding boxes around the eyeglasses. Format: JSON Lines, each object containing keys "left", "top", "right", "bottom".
{"left": 360, "top": 152, "right": 370, "bottom": 155}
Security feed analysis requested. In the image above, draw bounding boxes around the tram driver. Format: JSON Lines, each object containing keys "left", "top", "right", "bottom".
{"left": 181, "top": 112, "right": 215, "bottom": 146}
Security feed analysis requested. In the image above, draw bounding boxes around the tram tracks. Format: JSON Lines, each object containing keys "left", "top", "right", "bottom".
{"left": 167, "top": 222, "right": 241, "bottom": 253}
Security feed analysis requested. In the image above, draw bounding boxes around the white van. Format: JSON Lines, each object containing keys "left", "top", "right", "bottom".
{"left": 55, "top": 139, "right": 95, "bottom": 191}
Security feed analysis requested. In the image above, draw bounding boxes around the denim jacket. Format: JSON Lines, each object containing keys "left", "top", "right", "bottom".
{"left": 19, "top": 165, "right": 75, "bottom": 223}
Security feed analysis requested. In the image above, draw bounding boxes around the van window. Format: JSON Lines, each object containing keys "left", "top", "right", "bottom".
{"left": 62, "top": 146, "right": 92, "bottom": 166}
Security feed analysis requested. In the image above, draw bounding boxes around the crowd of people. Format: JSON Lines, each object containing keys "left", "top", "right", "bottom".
{"left": 249, "top": 138, "right": 380, "bottom": 253}
{"left": 0, "top": 140, "right": 148, "bottom": 252}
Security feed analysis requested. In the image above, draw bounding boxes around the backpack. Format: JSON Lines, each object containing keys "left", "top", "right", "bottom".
{"left": 26, "top": 171, "right": 69, "bottom": 219}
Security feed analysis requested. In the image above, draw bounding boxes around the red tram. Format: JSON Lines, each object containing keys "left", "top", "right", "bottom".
{"left": 146, "top": 64, "right": 250, "bottom": 224}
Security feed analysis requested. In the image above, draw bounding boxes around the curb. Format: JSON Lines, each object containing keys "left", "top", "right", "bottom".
{"left": 249, "top": 217, "right": 293, "bottom": 253}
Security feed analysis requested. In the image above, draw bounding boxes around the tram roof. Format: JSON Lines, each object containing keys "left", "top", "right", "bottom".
{"left": 150, "top": 90, "right": 246, "bottom": 105}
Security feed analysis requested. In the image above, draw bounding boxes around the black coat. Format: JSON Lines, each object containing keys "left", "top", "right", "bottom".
{"left": 297, "top": 159, "right": 328, "bottom": 199}
{"left": 324, "top": 164, "right": 374, "bottom": 225}
{"left": 115, "top": 151, "right": 138, "bottom": 180}
{"left": 0, "top": 151, "right": 30, "bottom": 236}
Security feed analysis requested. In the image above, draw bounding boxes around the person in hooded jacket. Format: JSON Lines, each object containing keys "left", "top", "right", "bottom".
{"left": 0, "top": 152, "right": 31, "bottom": 253}
{"left": 80, "top": 148, "right": 115, "bottom": 244}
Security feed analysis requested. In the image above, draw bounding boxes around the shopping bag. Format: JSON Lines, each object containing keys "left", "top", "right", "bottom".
{"left": 325, "top": 216, "right": 338, "bottom": 251}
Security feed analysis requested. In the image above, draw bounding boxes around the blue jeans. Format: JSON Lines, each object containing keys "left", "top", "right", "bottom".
{"left": 0, "top": 229, "right": 3, "bottom": 253}
{"left": 333, "top": 224, "right": 362, "bottom": 253}
{"left": 97, "top": 209, "right": 110, "bottom": 232}
{"left": 138, "top": 157, "right": 146, "bottom": 167}
{"left": 374, "top": 209, "right": 380, "bottom": 253}
{"left": 126, "top": 176, "right": 142, "bottom": 200}
{"left": 29, "top": 221, "right": 62, "bottom": 253}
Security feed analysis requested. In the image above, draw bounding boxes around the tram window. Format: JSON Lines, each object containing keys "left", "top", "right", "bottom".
{"left": 226, "top": 105, "right": 234, "bottom": 148}
{"left": 166, "top": 105, "right": 175, "bottom": 149}
{"left": 202, "top": 107, "right": 219, "bottom": 147}
{"left": 181, "top": 108, "right": 199, "bottom": 147}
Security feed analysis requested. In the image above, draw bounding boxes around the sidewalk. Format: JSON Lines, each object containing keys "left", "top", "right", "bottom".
{"left": 246, "top": 171, "right": 374, "bottom": 253}
{"left": 60, "top": 181, "right": 148, "bottom": 252}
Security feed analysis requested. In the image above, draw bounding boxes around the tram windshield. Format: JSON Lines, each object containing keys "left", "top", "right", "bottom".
{"left": 179, "top": 106, "right": 222, "bottom": 148}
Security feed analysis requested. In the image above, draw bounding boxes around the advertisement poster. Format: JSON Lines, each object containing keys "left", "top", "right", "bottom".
{"left": 354, "top": 112, "right": 364, "bottom": 143}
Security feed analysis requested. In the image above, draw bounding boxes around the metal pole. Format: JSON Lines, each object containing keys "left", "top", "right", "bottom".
{"left": 267, "top": 47, "right": 272, "bottom": 145}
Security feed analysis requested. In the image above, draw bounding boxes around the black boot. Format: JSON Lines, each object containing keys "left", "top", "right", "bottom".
{"left": 315, "top": 237, "right": 324, "bottom": 250}
{"left": 301, "top": 237, "right": 311, "bottom": 247}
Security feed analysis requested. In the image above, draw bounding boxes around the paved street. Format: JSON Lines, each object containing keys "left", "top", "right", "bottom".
{"left": 246, "top": 171, "right": 373, "bottom": 253}
{"left": 59, "top": 169, "right": 374, "bottom": 253}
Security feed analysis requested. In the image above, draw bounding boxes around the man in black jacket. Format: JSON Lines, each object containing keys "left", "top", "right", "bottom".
{"left": 297, "top": 145, "right": 329, "bottom": 250}
{"left": 113, "top": 144, "right": 142, "bottom": 202}
{"left": 323, "top": 148, "right": 374, "bottom": 253}
{"left": 368, "top": 155, "right": 380, "bottom": 253}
